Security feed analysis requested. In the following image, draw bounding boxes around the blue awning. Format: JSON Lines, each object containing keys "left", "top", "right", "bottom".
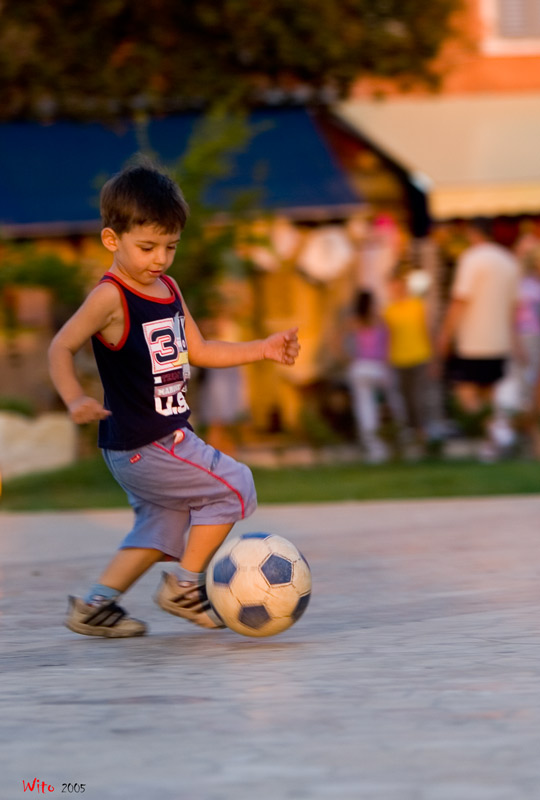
{"left": 0, "top": 108, "right": 363, "bottom": 236}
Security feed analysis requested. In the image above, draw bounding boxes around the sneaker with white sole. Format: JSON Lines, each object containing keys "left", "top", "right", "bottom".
{"left": 65, "top": 596, "right": 147, "bottom": 638}
{"left": 154, "top": 572, "right": 225, "bottom": 629}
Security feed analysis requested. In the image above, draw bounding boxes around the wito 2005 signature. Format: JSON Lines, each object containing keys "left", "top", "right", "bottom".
{"left": 22, "top": 779, "right": 86, "bottom": 793}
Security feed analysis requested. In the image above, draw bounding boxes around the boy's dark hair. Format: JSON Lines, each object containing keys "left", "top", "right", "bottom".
{"left": 100, "top": 159, "right": 189, "bottom": 234}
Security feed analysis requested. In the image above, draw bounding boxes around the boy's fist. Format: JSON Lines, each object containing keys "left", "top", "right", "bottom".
{"left": 263, "top": 328, "right": 300, "bottom": 366}
{"left": 68, "top": 396, "right": 112, "bottom": 425}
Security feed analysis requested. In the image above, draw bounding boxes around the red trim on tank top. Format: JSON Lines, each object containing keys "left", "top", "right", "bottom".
{"left": 102, "top": 271, "right": 176, "bottom": 303}
{"left": 94, "top": 278, "right": 131, "bottom": 351}
{"left": 160, "top": 274, "right": 182, "bottom": 301}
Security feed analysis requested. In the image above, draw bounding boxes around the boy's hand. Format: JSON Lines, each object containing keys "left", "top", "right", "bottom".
{"left": 68, "top": 396, "right": 112, "bottom": 425}
{"left": 263, "top": 328, "right": 300, "bottom": 366}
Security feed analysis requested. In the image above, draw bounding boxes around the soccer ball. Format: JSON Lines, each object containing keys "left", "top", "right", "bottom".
{"left": 206, "top": 532, "right": 312, "bottom": 637}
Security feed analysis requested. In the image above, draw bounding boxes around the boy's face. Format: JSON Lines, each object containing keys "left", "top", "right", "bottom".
{"left": 101, "top": 224, "right": 181, "bottom": 287}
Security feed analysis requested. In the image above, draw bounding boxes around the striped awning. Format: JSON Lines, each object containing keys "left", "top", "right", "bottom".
{"left": 335, "top": 93, "right": 540, "bottom": 219}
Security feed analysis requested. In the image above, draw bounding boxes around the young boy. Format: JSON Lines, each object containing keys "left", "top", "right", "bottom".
{"left": 48, "top": 161, "right": 300, "bottom": 637}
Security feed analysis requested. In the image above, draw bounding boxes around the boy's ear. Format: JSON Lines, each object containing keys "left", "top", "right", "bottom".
{"left": 101, "top": 228, "right": 120, "bottom": 252}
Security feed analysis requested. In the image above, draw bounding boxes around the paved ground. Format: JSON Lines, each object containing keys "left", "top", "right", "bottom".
{"left": 2, "top": 496, "right": 540, "bottom": 799}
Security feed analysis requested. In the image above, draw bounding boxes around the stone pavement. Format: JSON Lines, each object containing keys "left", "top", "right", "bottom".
{"left": 2, "top": 496, "right": 540, "bottom": 800}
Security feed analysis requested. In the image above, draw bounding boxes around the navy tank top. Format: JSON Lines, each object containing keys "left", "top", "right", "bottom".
{"left": 92, "top": 272, "right": 192, "bottom": 450}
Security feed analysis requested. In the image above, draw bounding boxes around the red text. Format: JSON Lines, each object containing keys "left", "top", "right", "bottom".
{"left": 22, "top": 779, "right": 55, "bottom": 793}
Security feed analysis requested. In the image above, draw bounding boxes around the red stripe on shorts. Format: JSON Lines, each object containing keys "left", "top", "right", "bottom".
{"left": 152, "top": 440, "right": 246, "bottom": 519}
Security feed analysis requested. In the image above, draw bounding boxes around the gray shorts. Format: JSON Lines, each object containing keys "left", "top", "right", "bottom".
{"left": 103, "top": 428, "right": 257, "bottom": 559}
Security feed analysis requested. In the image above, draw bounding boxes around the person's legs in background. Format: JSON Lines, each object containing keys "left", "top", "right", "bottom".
{"left": 454, "top": 381, "right": 506, "bottom": 461}
{"left": 348, "top": 360, "right": 389, "bottom": 462}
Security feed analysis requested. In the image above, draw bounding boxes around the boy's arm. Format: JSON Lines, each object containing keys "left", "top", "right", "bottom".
{"left": 178, "top": 287, "right": 300, "bottom": 368}
{"left": 48, "top": 283, "right": 120, "bottom": 424}
{"left": 436, "top": 297, "right": 467, "bottom": 359}
{"left": 437, "top": 251, "right": 474, "bottom": 359}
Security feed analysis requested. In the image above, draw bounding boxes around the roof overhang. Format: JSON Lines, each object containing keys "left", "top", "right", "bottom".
{"left": 0, "top": 108, "right": 364, "bottom": 237}
{"left": 0, "top": 219, "right": 101, "bottom": 238}
{"left": 335, "top": 93, "right": 540, "bottom": 220}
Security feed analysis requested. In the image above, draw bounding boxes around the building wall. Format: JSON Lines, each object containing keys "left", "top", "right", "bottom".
{"left": 352, "top": 0, "right": 540, "bottom": 97}
{"left": 437, "top": 0, "right": 540, "bottom": 93}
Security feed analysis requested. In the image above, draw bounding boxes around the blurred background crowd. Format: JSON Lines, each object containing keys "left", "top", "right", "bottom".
{"left": 1, "top": 0, "right": 540, "bottom": 477}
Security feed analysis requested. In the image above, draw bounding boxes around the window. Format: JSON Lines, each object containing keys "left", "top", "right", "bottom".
{"left": 481, "top": 0, "right": 540, "bottom": 53}
{"left": 498, "top": 0, "right": 540, "bottom": 37}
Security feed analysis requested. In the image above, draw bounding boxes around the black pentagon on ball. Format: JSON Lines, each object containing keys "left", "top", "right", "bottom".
{"left": 239, "top": 604, "right": 271, "bottom": 629}
{"left": 261, "top": 553, "right": 293, "bottom": 585}
{"left": 240, "top": 532, "right": 271, "bottom": 540}
{"left": 212, "top": 555, "right": 237, "bottom": 585}
{"left": 292, "top": 593, "right": 311, "bottom": 622}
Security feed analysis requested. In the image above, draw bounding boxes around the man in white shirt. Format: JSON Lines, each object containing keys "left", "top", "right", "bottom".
{"left": 437, "top": 220, "right": 521, "bottom": 457}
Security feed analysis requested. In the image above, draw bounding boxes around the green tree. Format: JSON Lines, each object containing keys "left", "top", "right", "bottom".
{"left": 0, "top": 245, "right": 87, "bottom": 327}
{"left": 159, "top": 107, "right": 262, "bottom": 316}
{"left": 0, "top": 0, "right": 462, "bottom": 121}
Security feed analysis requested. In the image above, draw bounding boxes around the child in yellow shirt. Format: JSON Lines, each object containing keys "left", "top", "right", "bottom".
{"left": 382, "top": 265, "right": 434, "bottom": 447}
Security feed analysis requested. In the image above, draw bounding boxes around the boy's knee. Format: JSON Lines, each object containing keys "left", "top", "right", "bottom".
{"left": 241, "top": 464, "right": 257, "bottom": 519}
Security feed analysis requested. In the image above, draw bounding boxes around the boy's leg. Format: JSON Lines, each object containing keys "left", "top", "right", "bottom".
{"left": 99, "top": 430, "right": 257, "bottom": 629}
{"left": 155, "top": 523, "right": 233, "bottom": 629}
{"left": 455, "top": 381, "right": 485, "bottom": 415}
{"left": 148, "top": 432, "right": 256, "bottom": 628}
{"left": 97, "top": 547, "right": 165, "bottom": 593}
{"left": 180, "top": 523, "right": 234, "bottom": 572}
{"left": 65, "top": 548, "right": 164, "bottom": 638}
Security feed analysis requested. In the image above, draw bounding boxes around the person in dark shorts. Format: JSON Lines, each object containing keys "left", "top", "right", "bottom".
{"left": 446, "top": 356, "right": 506, "bottom": 389}
{"left": 48, "top": 160, "right": 300, "bottom": 637}
{"left": 438, "top": 221, "right": 520, "bottom": 459}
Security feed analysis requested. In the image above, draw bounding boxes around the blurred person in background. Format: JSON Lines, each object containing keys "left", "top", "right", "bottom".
{"left": 197, "top": 315, "right": 249, "bottom": 458}
{"left": 515, "top": 245, "right": 540, "bottom": 408}
{"left": 513, "top": 244, "right": 540, "bottom": 457}
{"left": 382, "top": 262, "right": 437, "bottom": 456}
{"left": 345, "top": 289, "right": 404, "bottom": 463}
{"left": 514, "top": 219, "right": 540, "bottom": 264}
{"left": 437, "top": 220, "right": 521, "bottom": 461}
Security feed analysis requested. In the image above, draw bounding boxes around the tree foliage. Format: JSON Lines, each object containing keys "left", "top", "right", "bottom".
{"left": 0, "top": 0, "right": 462, "bottom": 121}
{"left": 0, "top": 245, "right": 86, "bottom": 307}
{"left": 0, "top": 244, "right": 87, "bottom": 329}
{"left": 160, "top": 108, "right": 260, "bottom": 316}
